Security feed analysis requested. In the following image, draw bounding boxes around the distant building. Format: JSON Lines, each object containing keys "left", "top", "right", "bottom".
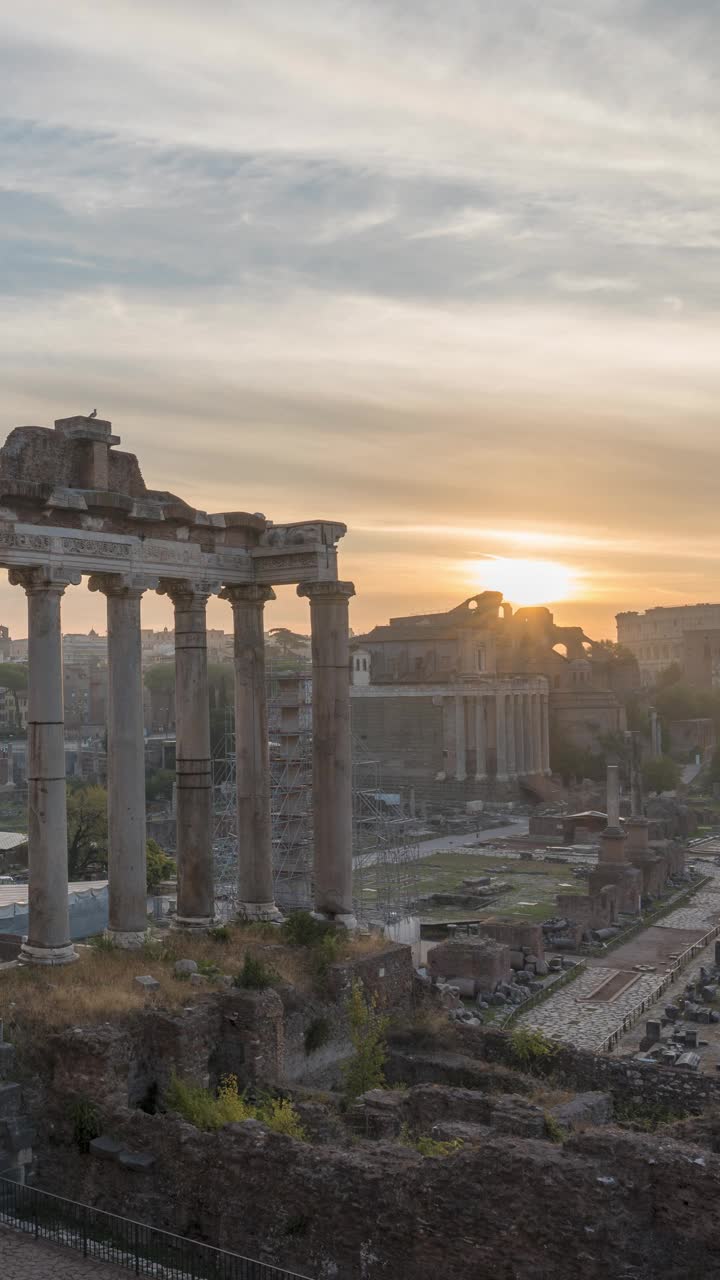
{"left": 617, "top": 604, "right": 720, "bottom": 685}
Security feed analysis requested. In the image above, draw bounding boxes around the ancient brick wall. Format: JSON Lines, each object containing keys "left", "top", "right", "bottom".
{"left": 34, "top": 1104, "right": 720, "bottom": 1279}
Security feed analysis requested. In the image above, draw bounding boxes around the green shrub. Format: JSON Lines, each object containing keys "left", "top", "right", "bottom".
{"left": 304, "top": 1016, "right": 331, "bottom": 1056}
{"left": 399, "top": 1123, "right": 463, "bottom": 1157}
{"left": 88, "top": 933, "right": 116, "bottom": 952}
{"left": 544, "top": 1112, "right": 566, "bottom": 1144}
{"left": 208, "top": 925, "right": 231, "bottom": 943}
{"left": 70, "top": 1098, "right": 101, "bottom": 1153}
{"left": 146, "top": 838, "right": 176, "bottom": 892}
{"left": 234, "top": 952, "right": 278, "bottom": 990}
{"left": 509, "top": 1026, "right": 558, "bottom": 1073}
{"left": 166, "top": 1073, "right": 305, "bottom": 1139}
{"left": 281, "top": 911, "right": 332, "bottom": 947}
{"left": 342, "top": 980, "right": 389, "bottom": 1101}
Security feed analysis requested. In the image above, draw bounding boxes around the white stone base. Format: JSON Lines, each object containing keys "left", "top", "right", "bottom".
{"left": 171, "top": 915, "right": 214, "bottom": 932}
{"left": 236, "top": 901, "right": 284, "bottom": 923}
{"left": 105, "top": 928, "right": 147, "bottom": 949}
{"left": 311, "top": 910, "right": 358, "bottom": 931}
{"left": 19, "top": 941, "right": 78, "bottom": 966}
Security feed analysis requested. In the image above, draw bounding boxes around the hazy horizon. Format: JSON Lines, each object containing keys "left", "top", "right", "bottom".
{"left": 2, "top": 2, "right": 719, "bottom": 642}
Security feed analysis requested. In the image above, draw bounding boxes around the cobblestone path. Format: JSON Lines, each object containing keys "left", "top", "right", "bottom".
{"left": 1, "top": 1227, "right": 128, "bottom": 1279}
{"left": 514, "top": 865, "right": 720, "bottom": 1052}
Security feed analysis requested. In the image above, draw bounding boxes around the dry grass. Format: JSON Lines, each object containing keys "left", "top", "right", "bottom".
{"left": 0, "top": 923, "right": 390, "bottom": 1034}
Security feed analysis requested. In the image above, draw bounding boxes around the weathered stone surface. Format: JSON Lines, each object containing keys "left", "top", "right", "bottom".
{"left": 549, "top": 1092, "right": 613, "bottom": 1131}
{"left": 134, "top": 975, "right": 160, "bottom": 991}
{"left": 428, "top": 938, "right": 510, "bottom": 992}
{"left": 89, "top": 1135, "right": 125, "bottom": 1161}
{"left": 174, "top": 959, "right": 198, "bottom": 976}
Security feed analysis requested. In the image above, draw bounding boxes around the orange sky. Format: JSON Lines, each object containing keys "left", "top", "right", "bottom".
{"left": 1, "top": 3, "right": 719, "bottom": 644}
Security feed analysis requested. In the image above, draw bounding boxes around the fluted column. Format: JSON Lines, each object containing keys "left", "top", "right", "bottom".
{"left": 495, "top": 692, "right": 508, "bottom": 780}
{"left": 10, "top": 567, "right": 79, "bottom": 964}
{"left": 514, "top": 694, "right": 525, "bottom": 776}
{"left": 89, "top": 574, "right": 150, "bottom": 945}
{"left": 221, "top": 583, "right": 280, "bottom": 921}
{"left": 542, "top": 694, "right": 551, "bottom": 774}
{"left": 506, "top": 692, "right": 516, "bottom": 779}
{"left": 298, "top": 580, "right": 356, "bottom": 924}
{"left": 532, "top": 693, "right": 543, "bottom": 774}
{"left": 454, "top": 694, "right": 467, "bottom": 781}
{"left": 159, "top": 579, "right": 215, "bottom": 928}
{"left": 474, "top": 696, "right": 486, "bottom": 780}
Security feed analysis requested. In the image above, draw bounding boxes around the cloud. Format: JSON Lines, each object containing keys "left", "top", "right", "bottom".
{"left": 0, "top": 1, "right": 718, "bottom": 639}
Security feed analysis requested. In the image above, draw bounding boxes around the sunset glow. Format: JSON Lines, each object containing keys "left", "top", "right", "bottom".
{"left": 467, "top": 558, "right": 579, "bottom": 609}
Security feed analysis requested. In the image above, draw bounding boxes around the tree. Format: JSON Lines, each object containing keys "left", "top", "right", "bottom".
{"left": 66, "top": 783, "right": 108, "bottom": 879}
{"left": 0, "top": 663, "right": 27, "bottom": 728}
{"left": 146, "top": 838, "right": 176, "bottom": 891}
{"left": 642, "top": 755, "right": 681, "bottom": 794}
{"left": 145, "top": 768, "right": 174, "bottom": 803}
{"left": 143, "top": 663, "right": 175, "bottom": 694}
{"left": 656, "top": 662, "right": 683, "bottom": 690}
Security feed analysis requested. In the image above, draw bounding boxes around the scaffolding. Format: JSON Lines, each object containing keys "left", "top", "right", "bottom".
{"left": 351, "top": 740, "right": 420, "bottom": 924}
{"left": 211, "top": 670, "right": 420, "bottom": 923}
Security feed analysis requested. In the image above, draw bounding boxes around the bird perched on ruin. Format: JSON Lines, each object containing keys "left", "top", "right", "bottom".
{"left": 88, "top": 408, "right": 97, "bottom": 419}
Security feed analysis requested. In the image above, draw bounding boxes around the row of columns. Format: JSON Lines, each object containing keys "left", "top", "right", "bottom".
{"left": 10, "top": 566, "right": 356, "bottom": 964}
{"left": 453, "top": 689, "right": 550, "bottom": 782}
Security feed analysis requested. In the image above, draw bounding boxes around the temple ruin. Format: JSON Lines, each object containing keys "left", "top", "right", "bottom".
{"left": 0, "top": 414, "right": 356, "bottom": 963}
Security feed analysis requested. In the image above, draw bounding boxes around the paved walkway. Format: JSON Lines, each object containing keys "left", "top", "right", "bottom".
{"left": 1, "top": 1227, "right": 127, "bottom": 1279}
{"left": 514, "top": 864, "right": 720, "bottom": 1052}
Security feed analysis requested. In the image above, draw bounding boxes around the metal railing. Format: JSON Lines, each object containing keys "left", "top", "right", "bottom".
{"left": 0, "top": 1176, "right": 310, "bottom": 1280}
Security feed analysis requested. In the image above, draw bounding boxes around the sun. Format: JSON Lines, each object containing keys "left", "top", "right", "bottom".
{"left": 466, "top": 556, "right": 578, "bottom": 607}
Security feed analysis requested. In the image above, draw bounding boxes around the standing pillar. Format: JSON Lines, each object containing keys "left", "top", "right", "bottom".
{"left": 221, "top": 584, "right": 281, "bottom": 921}
{"left": 160, "top": 580, "right": 215, "bottom": 928}
{"left": 298, "top": 581, "right": 356, "bottom": 924}
{"left": 89, "top": 574, "right": 150, "bottom": 945}
{"left": 542, "top": 694, "right": 551, "bottom": 774}
{"left": 10, "top": 568, "right": 78, "bottom": 964}
{"left": 454, "top": 694, "right": 467, "bottom": 781}
{"left": 529, "top": 693, "right": 540, "bottom": 774}
{"left": 474, "top": 697, "right": 486, "bottom": 781}
{"left": 495, "top": 691, "right": 508, "bottom": 780}
{"left": 513, "top": 694, "right": 524, "bottom": 776}
{"left": 506, "top": 693, "right": 516, "bottom": 779}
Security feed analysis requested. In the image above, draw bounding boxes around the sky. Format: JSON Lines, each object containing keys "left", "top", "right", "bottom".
{"left": 1, "top": 1, "right": 719, "bottom": 641}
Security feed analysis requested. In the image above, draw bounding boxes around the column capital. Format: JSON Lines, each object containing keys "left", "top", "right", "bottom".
{"left": 157, "top": 577, "right": 219, "bottom": 608}
{"left": 220, "top": 583, "right": 276, "bottom": 607}
{"left": 8, "top": 566, "right": 81, "bottom": 595}
{"left": 297, "top": 580, "right": 355, "bottom": 602}
{"left": 88, "top": 572, "right": 157, "bottom": 598}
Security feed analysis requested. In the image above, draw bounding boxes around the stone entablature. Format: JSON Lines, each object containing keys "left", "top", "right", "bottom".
{"left": 0, "top": 415, "right": 355, "bottom": 963}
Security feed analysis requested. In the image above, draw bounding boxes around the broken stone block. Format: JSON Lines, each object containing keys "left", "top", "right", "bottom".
{"left": 534, "top": 959, "right": 549, "bottom": 977}
{"left": 174, "top": 959, "right": 198, "bottom": 976}
{"left": 189, "top": 973, "right": 207, "bottom": 986}
{"left": 89, "top": 1135, "right": 124, "bottom": 1161}
{"left": 134, "top": 975, "right": 160, "bottom": 992}
{"left": 676, "top": 1052, "right": 701, "bottom": 1071}
{"left": 118, "top": 1150, "right": 156, "bottom": 1171}
{"left": 664, "top": 1005, "right": 680, "bottom": 1021}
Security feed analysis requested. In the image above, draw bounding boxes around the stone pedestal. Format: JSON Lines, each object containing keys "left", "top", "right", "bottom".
{"left": 222, "top": 584, "right": 281, "bottom": 921}
{"left": 625, "top": 816, "right": 650, "bottom": 857}
{"left": 298, "top": 581, "right": 356, "bottom": 925}
{"left": 10, "top": 568, "right": 78, "bottom": 965}
{"left": 160, "top": 580, "right": 215, "bottom": 930}
{"left": 90, "top": 575, "right": 149, "bottom": 946}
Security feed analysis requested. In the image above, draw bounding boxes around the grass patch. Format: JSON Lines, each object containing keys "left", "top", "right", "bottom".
{"left": 234, "top": 952, "right": 278, "bottom": 990}
{"left": 166, "top": 1072, "right": 306, "bottom": 1140}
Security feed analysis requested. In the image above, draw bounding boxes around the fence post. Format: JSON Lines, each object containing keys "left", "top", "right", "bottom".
{"left": 135, "top": 1220, "right": 140, "bottom": 1276}
{"left": 83, "top": 1205, "right": 88, "bottom": 1257}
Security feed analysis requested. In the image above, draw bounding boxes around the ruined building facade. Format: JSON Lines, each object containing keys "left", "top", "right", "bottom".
{"left": 0, "top": 414, "right": 355, "bottom": 963}
{"left": 351, "top": 595, "right": 633, "bottom": 796}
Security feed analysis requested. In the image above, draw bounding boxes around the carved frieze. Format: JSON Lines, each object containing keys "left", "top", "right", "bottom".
{"left": 61, "top": 536, "right": 131, "bottom": 559}
{"left": 0, "top": 529, "right": 51, "bottom": 551}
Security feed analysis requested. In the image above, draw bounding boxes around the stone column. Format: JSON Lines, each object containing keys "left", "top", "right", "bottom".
{"left": 506, "top": 692, "right": 516, "bottom": 779}
{"left": 542, "top": 694, "right": 551, "bottom": 774}
{"left": 474, "top": 696, "right": 486, "bottom": 780}
{"left": 160, "top": 580, "right": 216, "bottom": 929}
{"left": 221, "top": 584, "right": 281, "bottom": 921}
{"left": 454, "top": 694, "right": 467, "bottom": 781}
{"left": 530, "top": 693, "right": 541, "bottom": 774}
{"left": 298, "top": 581, "right": 356, "bottom": 924}
{"left": 495, "top": 692, "right": 508, "bottom": 780}
{"left": 606, "top": 763, "right": 621, "bottom": 829}
{"left": 89, "top": 574, "right": 150, "bottom": 946}
{"left": 513, "top": 695, "right": 523, "bottom": 776}
{"left": 10, "top": 568, "right": 78, "bottom": 964}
